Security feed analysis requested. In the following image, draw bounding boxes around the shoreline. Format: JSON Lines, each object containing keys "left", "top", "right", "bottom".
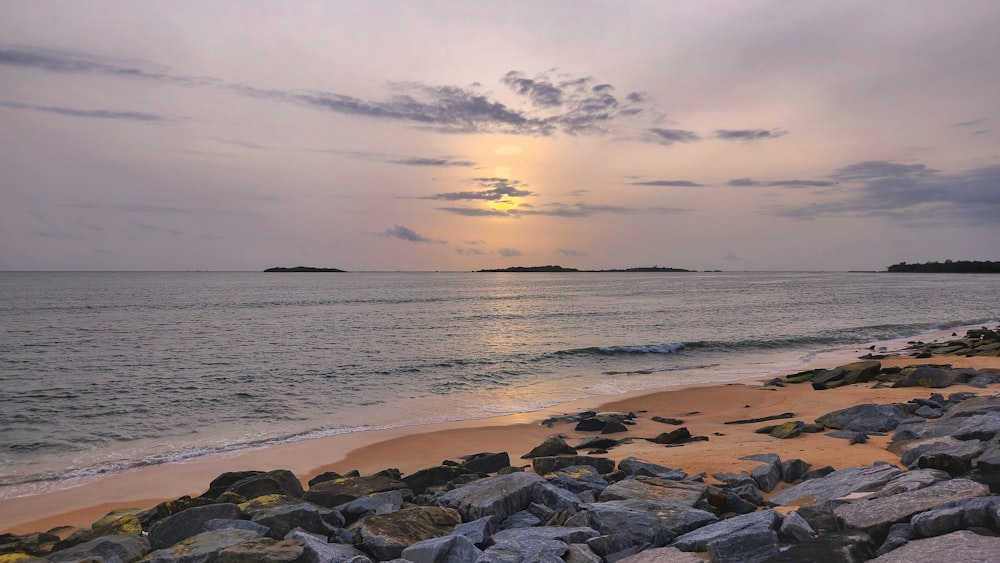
{"left": 3, "top": 348, "right": 997, "bottom": 536}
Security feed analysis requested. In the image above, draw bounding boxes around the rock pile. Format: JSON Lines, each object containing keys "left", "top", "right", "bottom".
{"left": 905, "top": 327, "right": 1000, "bottom": 358}
{"left": 4, "top": 391, "right": 1000, "bottom": 561}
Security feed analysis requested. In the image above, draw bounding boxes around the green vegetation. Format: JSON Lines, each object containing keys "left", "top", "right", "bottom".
{"left": 264, "top": 266, "right": 346, "bottom": 272}
{"left": 887, "top": 260, "right": 1000, "bottom": 273}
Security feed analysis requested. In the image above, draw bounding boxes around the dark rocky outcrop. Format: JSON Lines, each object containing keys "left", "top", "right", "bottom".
{"left": 302, "top": 474, "right": 409, "bottom": 507}
{"left": 355, "top": 506, "right": 462, "bottom": 560}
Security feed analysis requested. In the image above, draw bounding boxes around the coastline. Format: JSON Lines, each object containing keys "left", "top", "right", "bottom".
{"left": 3, "top": 347, "right": 997, "bottom": 536}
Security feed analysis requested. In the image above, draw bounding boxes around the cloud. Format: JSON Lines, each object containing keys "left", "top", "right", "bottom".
{"left": 381, "top": 224, "right": 443, "bottom": 243}
{"left": 453, "top": 245, "right": 486, "bottom": 255}
{"left": 521, "top": 202, "right": 634, "bottom": 217}
{"left": 501, "top": 71, "right": 564, "bottom": 107}
{"left": 727, "top": 177, "right": 835, "bottom": 188}
{"left": 0, "top": 46, "right": 215, "bottom": 87}
{"left": 423, "top": 177, "right": 534, "bottom": 201}
{"left": 0, "top": 100, "right": 169, "bottom": 122}
{"left": 390, "top": 157, "right": 476, "bottom": 167}
{"left": 437, "top": 207, "right": 510, "bottom": 217}
{"left": 631, "top": 179, "right": 704, "bottom": 187}
{"left": 648, "top": 207, "right": 689, "bottom": 215}
{"left": 557, "top": 248, "right": 588, "bottom": 257}
{"left": 715, "top": 129, "right": 788, "bottom": 141}
{"left": 325, "top": 149, "right": 476, "bottom": 167}
{"left": 641, "top": 128, "right": 701, "bottom": 145}
{"left": 130, "top": 222, "right": 183, "bottom": 235}
{"left": 498, "top": 248, "right": 523, "bottom": 257}
{"left": 773, "top": 160, "right": 1000, "bottom": 225}
{"left": 952, "top": 118, "right": 987, "bottom": 128}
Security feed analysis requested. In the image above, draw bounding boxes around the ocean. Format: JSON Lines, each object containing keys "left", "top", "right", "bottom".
{"left": 1, "top": 271, "right": 998, "bottom": 498}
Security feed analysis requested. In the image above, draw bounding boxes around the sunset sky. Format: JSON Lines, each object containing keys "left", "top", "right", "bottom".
{"left": 2, "top": 1, "right": 999, "bottom": 271}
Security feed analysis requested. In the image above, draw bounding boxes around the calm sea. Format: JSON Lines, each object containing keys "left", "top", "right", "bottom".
{"left": 1, "top": 271, "right": 998, "bottom": 496}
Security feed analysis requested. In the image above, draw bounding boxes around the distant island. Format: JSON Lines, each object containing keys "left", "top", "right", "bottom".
{"left": 264, "top": 266, "right": 346, "bottom": 272}
{"left": 887, "top": 260, "right": 1000, "bottom": 273}
{"left": 478, "top": 265, "right": 692, "bottom": 273}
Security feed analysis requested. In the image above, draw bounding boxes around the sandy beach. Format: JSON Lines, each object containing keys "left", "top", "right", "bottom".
{"left": 2, "top": 353, "right": 998, "bottom": 536}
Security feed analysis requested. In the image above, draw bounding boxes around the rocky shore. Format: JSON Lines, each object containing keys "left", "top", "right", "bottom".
{"left": 3, "top": 329, "right": 1000, "bottom": 562}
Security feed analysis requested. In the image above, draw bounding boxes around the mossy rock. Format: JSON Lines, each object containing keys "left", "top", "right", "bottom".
{"left": 769, "top": 421, "right": 805, "bottom": 439}
{"left": 52, "top": 514, "right": 142, "bottom": 551}
{"left": 91, "top": 507, "right": 145, "bottom": 529}
{"left": 0, "top": 554, "right": 48, "bottom": 563}
{"left": 238, "top": 494, "right": 300, "bottom": 518}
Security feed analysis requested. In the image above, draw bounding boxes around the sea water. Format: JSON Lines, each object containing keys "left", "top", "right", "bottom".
{"left": 1, "top": 271, "right": 998, "bottom": 495}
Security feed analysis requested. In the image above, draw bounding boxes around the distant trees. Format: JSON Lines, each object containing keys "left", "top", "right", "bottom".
{"left": 887, "top": 260, "right": 1000, "bottom": 273}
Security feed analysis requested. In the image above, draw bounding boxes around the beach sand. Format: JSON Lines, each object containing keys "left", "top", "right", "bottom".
{"left": 2, "top": 354, "right": 998, "bottom": 535}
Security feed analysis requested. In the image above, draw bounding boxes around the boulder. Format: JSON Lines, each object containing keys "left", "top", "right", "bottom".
{"left": 521, "top": 436, "right": 577, "bottom": 458}
{"left": 580, "top": 499, "right": 717, "bottom": 547}
{"left": 565, "top": 543, "right": 604, "bottom": 563}
{"left": 781, "top": 458, "right": 812, "bottom": 483}
{"left": 203, "top": 519, "right": 271, "bottom": 535}
{"left": 742, "top": 454, "right": 781, "bottom": 493}
{"left": 816, "top": 403, "right": 909, "bottom": 433}
{"left": 147, "top": 503, "right": 240, "bottom": 551}
{"left": 250, "top": 502, "right": 335, "bottom": 539}
{"left": 778, "top": 510, "right": 815, "bottom": 543}
{"left": 223, "top": 469, "right": 304, "bottom": 501}
{"left": 598, "top": 476, "right": 706, "bottom": 506}
{"left": 45, "top": 534, "right": 150, "bottom": 563}
{"left": 546, "top": 465, "right": 609, "bottom": 494}
{"left": 435, "top": 472, "right": 547, "bottom": 522}
{"left": 403, "top": 465, "right": 475, "bottom": 495}
{"left": 869, "top": 529, "right": 1000, "bottom": 562}
{"left": 763, "top": 531, "right": 875, "bottom": 563}
{"left": 532, "top": 455, "right": 616, "bottom": 475}
{"left": 53, "top": 513, "right": 143, "bottom": 551}
{"left": 670, "top": 509, "right": 781, "bottom": 552}
{"left": 142, "top": 528, "right": 265, "bottom": 563}
{"left": 202, "top": 470, "right": 266, "bottom": 499}
{"left": 499, "top": 509, "right": 541, "bottom": 529}
{"left": 284, "top": 529, "right": 374, "bottom": 563}
{"left": 460, "top": 452, "right": 511, "bottom": 474}
{"left": 769, "top": 463, "right": 903, "bottom": 506}
{"left": 401, "top": 533, "right": 485, "bottom": 563}
{"left": 616, "top": 546, "right": 704, "bottom": 562}
{"left": 336, "top": 489, "right": 403, "bottom": 523}
{"left": 705, "top": 527, "right": 779, "bottom": 563}
{"left": 356, "top": 506, "right": 462, "bottom": 560}
{"left": 909, "top": 496, "right": 1000, "bottom": 538}
{"left": 840, "top": 360, "right": 882, "bottom": 384}
{"left": 618, "top": 458, "right": 684, "bottom": 479}
{"left": 873, "top": 523, "right": 915, "bottom": 558}
{"left": 868, "top": 468, "right": 950, "bottom": 498}
{"left": 892, "top": 365, "right": 958, "bottom": 388}
{"left": 768, "top": 421, "right": 805, "bottom": 439}
{"left": 451, "top": 515, "right": 498, "bottom": 547}
{"left": 834, "top": 478, "right": 990, "bottom": 540}
{"left": 302, "top": 475, "right": 409, "bottom": 507}
{"left": 648, "top": 427, "right": 692, "bottom": 444}
{"left": 216, "top": 537, "right": 305, "bottom": 563}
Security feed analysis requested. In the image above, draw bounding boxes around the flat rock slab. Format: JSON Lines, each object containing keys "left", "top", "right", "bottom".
{"left": 598, "top": 476, "right": 706, "bottom": 506}
{"left": 769, "top": 464, "right": 903, "bottom": 506}
{"left": 816, "top": 403, "right": 908, "bottom": 433}
{"left": 436, "top": 471, "right": 547, "bottom": 521}
{"left": 581, "top": 499, "right": 717, "bottom": 546}
{"left": 670, "top": 509, "right": 780, "bottom": 552}
{"left": 357, "top": 506, "right": 462, "bottom": 561}
{"left": 870, "top": 529, "right": 1000, "bottom": 562}
{"left": 46, "top": 534, "right": 150, "bottom": 563}
{"left": 616, "top": 546, "right": 704, "bottom": 562}
{"left": 834, "top": 478, "right": 989, "bottom": 538}
{"left": 302, "top": 475, "right": 409, "bottom": 507}
{"left": 142, "top": 528, "right": 264, "bottom": 563}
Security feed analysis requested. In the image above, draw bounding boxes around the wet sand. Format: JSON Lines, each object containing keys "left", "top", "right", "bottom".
{"left": 2, "top": 354, "right": 997, "bottom": 535}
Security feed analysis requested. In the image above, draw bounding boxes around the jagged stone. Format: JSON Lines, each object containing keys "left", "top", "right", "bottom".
{"left": 874, "top": 523, "right": 915, "bottom": 557}
{"left": 223, "top": 469, "right": 304, "bottom": 501}
{"left": 564, "top": 543, "right": 604, "bottom": 563}
{"left": 521, "top": 436, "right": 577, "bottom": 458}
{"left": 460, "top": 452, "right": 511, "bottom": 474}
{"left": 401, "top": 533, "right": 485, "bottom": 563}
{"left": 580, "top": 499, "right": 717, "bottom": 547}
{"left": 834, "top": 478, "right": 990, "bottom": 540}
{"left": 356, "top": 506, "right": 461, "bottom": 560}
{"left": 336, "top": 490, "right": 404, "bottom": 523}
{"left": 484, "top": 537, "right": 566, "bottom": 562}
{"left": 869, "top": 529, "right": 1000, "bottom": 562}
{"left": 816, "top": 403, "right": 909, "bottom": 433}
{"left": 148, "top": 503, "right": 240, "bottom": 550}
{"left": 202, "top": 470, "right": 266, "bottom": 500}
{"left": 251, "top": 502, "right": 335, "bottom": 539}
{"left": 910, "top": 496, "right": 1000, "bottom": 538}
{"left": 451, "top": 515, "right": 498, "bottom": 547}
{"left": 307, "top": 471, "right": 342, "bottom": 487}
{"left": 601, "top": 420, "right": 630, "bottom": 434}
{"left": 532, "top": 455, "right": 616, "bottom": 475}
{"left": 302, "top": 475, "right": 409, "bottom": 508}
{"left": 499, "top": 509, "right": 541, "bottom": 529}
{"left": 577, "top": 436, "right": 620, "bottom": 451}
{"left": 618, "top": 457, "right": 684, "bottom": 479}
{"left": 868, "top": 468, "right": 950, "bottom": 498}
{"left": 216, "top": 537, "right": 305, "bottom": 563}
{"left": 46, "top": 534, "right": 150, "bottom": 563}
{"left": 649, "top": 427, "right": 692, "bottom": 444}
{"left": 770, "top": 464, "right": 903, "bottom": 506}
{"left": 705, "top": 527, "right": 779, "bottom": 563}
{"left": 670, "top": 509, "right": 781, "bottom": 552}
{"left": 598, "top": 476, "right": 706, "bottom": 506}
{"left": 436, "top": 472, "right": 547, "bottom": 521}
{"left": 284, "top": 528, "right": 374, "bottom": 563}
{"left": 780, "top": 458, "right": 811, "bottom": 483}
{"left": 778, "top": 510, "right": 814, "bottom": 543}
{"left": 547, "top": 465, "right": 609, "bottom": 494}
{"left": 403, "top": 465, "right": 475, "bottom": 495}
{"left": 763, "top": 531, "right": 875, "bottom": 562}
{"left": 142, "top": 528, "right": 265, "bottom": 563}
{"left": 741, "top": 454, "right": 781, "bottom": 493}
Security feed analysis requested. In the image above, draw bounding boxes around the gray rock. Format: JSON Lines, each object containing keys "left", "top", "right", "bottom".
{"left": 357, "top": 506, "right": 462, "bottom": 561}
{"left": 303, "top": 475, "right": 410, "bottom": 508}
{"left": 834, "top": 478, "right": 990, "bottom": 539}
{"left": 284, "top": 528, "right": 374, "bottom": 563}
{"left": 532, "top": 455, "right": 616, "bottom": 475}
{"left": 499, "top": 510, "right": 541, "bottom": 529}
{"left": 483, "top": 537, "right": 566, "bottom": 562}
{"left": 46, "top": 534, "right": 150, "bottom": 563}
{"left": 770, "top": 463, "right": 903, "bottom": 506}
{"left": 203, "top": 518, "right": 271, "bottom": 535}
{"left": 870, "top": 529, "right": 1000, "bottom": 562}
{"left": 142, "top": 528, "right": 265, "bottom": 563}
{"left": 403, "top": 465, "right": 476, "bottom": 495}
{"left": 705, "top": 527, "right": 779, "bottom": 563}
{"left": 582, "top": 499, "right": 717, "bottom": 546}
{"left": 521, "top": 436, "right": 577, "bottom": 458}
{"left": 461, "top": 452, "right": 511, "bottom": 474}
{"left": 401, "top": 534, "right": 486, "bottom": 563}
{"left": 564, "top": 543, "right": 603, "bottom": 563}
{"left": 489, "top": 526, "right": 600, "bottom": 546}
{"left": 618, "top": 457, "right": 685, "bottom": 479}
{"left": 224, "top": 469, "right": 304, "bottom": 500}
{"left": 816, "top": 403, "right": 908, "bottom": 433}
{"left": 148, "top": 503, "right": 240, "bottom": 550}
{"left": 892, "top": 365, "right": 958, "bottom": 388}
{"left": 868, "top": 468, "right": 950, "bottom": 498}
{"left": 873, "top": 523, "right": 915, "bottom": 557}
{"left": 436, "top": 472, "right": 547, "bottom": 521}
{"left": 547, "top": 465, "right": 608, "bottom": 494}
{"left": 251, "top": 502, "right": 335, "bottom": 539}
{"left": 763, "top": 531, "right": 875, "bottom": 563}
{"left": 598, "top": 476, "right": 706, "bottom": 506}
{"left": 780, "top": 458, "right": 811, "bottom": 483}
{"left": 337, "top": 489, "right": 405, "bottom": 521}
{"left": 778, "top": 510, "right": 815, "bottom": 543}
{"left": 451, "top": 515, "right": 498, "bottom": 548}
{"left": 216, "top": 537, "right": 305, "bottom": 563}
{"left": 670, "top": 509, "right": 780, "bottom": 552}
{"left": 914, "top": 405, "right": 943, "bottom": 418}
{"left": 749, "top": 462, "right": 781, "bottom": 493}
{"left": 910, "top": 496, "right": 1000, "bottom": 538}
{"left": 531, "top": 480, "right": 581, "bottom": 514}
{"left": 615, "top": 546, "right": 703, "bottom": 562}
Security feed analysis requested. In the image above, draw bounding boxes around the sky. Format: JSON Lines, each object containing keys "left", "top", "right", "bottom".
{"left": 1, "top": 1, "right": 999, "bottom": 272}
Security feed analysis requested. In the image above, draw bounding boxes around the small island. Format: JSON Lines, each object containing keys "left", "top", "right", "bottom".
{"left": 478, "top": 265, "right": 692, "bottom": 273}
{"left": 887, "top": 260, "right": 1000, "bottom": 273}
{"left": 264, "top": 266, "right": 346, "bottom": 272}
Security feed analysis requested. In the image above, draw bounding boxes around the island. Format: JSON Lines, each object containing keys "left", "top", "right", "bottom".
{"left": 887, "top": 260, "right": 1000, "bottom": 273}
{"left": 264, "top": 266, "right": 346, "bottom": 272}
{"left": 478, "top": 265, "right": 692, "bottom": 273}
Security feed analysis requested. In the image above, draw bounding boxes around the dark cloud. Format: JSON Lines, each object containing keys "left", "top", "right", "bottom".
{"left": 715, "top": 129, "right": 788, "bottom": 141}
{"left": 727, "top": 178, "right": 760, "bottom": 186}
{"left": 773, "top": 161, "right": 1000, "bottom": 225}
{"left": 390, "top": 157, "right": 476, "bottom": 167}
{"left": 631, "top": 179, "right": 704, "bottom": 187}
{"left": 641, "top": 128, "right": 701, "bottom": 145}
{"left": 423, "top": 177, "right": 534, "bottom": 201}
{"left": 498, "top": 248, "right": 523, "bottom": 257}
{"left": 453, "top": 245, "right": 486, "bottom": 255}
{"left": 0, "top": 46, "right": 215, "bottom": 87}
{"left": 727, "top": 177, "right": 834, "bottom": 188}
{"left": 557, "top": 248, "right": 588, "bottom": 257}
{"left": 381, "top": 225, "right": 443, "bottom": 243}
{"left": 0, "top": 100, "right": 169, "bottom": 122}
{"left": 437, "top": 207, "right": 509, "bottom": 217}
{"left": 521, "top": 202, "right": 634, "bottom": 217}
{"left": 952, "top": 118, "right": 987, "bottom": 128}
{"left": 501, "top": 71, "right": 564, "bottom": 107}
{"left": 326, "top": 149, "right": 476, "bottom": 167}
